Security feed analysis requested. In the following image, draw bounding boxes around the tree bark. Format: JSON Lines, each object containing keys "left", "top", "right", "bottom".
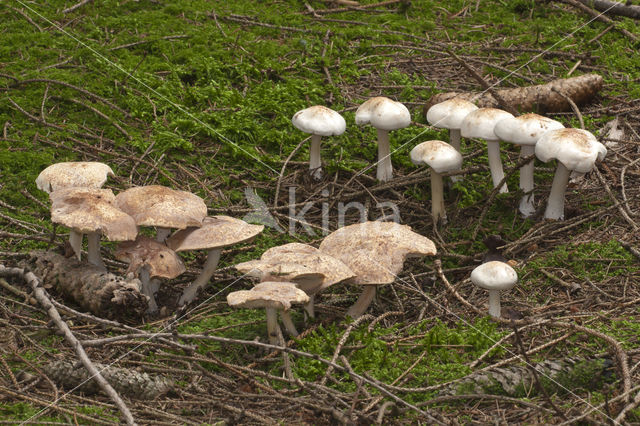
{"left": 574, "top": 0, "right": 640, "bottom": 20}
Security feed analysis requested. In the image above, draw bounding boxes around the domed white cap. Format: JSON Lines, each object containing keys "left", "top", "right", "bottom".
{"left": 461, "top": 108, "right": 514, "bottom": 141}
{"left": 355, "top": 97, "right": 411, "bottom": 131}
{"left": 291, "top": 105, "right": 346, "bottom": 136}
{"left": 410, "top": 140, "right": 462, "bottom": 174}
{"left": 494, "top": 113, "right": 565, "bottom": 146}
{"left": 535, "top": 128, "right": 607, "bottom": 173}
{"left": 470, "top": 261, "right": 517, "bottom": 291}
{"left": 426, "top": 98, "right": 478, "bottom": 130}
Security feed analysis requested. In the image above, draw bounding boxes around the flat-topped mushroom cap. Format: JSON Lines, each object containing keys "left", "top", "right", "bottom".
{"left": 36, "top": 162, "right": 114, "bottom": 194}
{"left": 115, "top": 235, "right": 185, "bottom": 280}
{"left": 227, "top": 281, "right": 309, "bottom": 311}
{"left": 292, "top": 105, "right": 346, "bottom": 136}
{"left": 494, "top": 113, "right": 565, "bottom": 146}
{"left": 166, "top": 216, "right": 264, "bottom": 252}
{"left": 410, "top": 140, "right": 463, "bottom": 174}
{"left": 235, "top": 243, "right": 355, "bottom": 293}
{"left": 319, "top": 221, "right": 437, "bottom": 285}
{"left": 460, "top": 108, "right": 515, "bottom": 141}
{"left": 355, "top": 97, "right": 411, "bottom": 131}
{"left": 426, "top": 98, "right": 478, "bottom": 130}
{"left": 535, "top": 128, "right": 606, "bottom": 173}
{"left": 470, "top": 261, "right": 517, "bottom": 291}
{"left": 115, "top": 185, "right": 207, "bottom": 230}
{"left": 50, "top": 187, "right": 137, "bottom": 241}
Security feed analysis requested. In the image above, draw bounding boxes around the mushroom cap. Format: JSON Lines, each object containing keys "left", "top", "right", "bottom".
{"left": 115, "top": 235, "right": 186, "bottom": 280}
{"left": 410, "top": 140, "right": 463, "bottom": 174}
{"left": 470, "top": 261, "right": 518, "bottom": 291}
{"left": 50, "top": 187, "right": 137, "bottom": 241}
{"left": 494, "top": 113, "right": 565, "bottom": 146}
{"left": 291, "top": 105, "right": 346, "bottom": 136}
{"left": 36, "top": 162, "right": 114, "bottom": 194}
{"left": 319, "top": 221, "right": 437, "bottom": 285}
{"left": 166, "top": 216, "right": 264, "bottom": 252}
{"left": 460, "top": 108, "right": 515, "bottom": 141}
{"left": 115, "top": 185, "right": 207, "bottom": 230}
{"left": 426, "top": 98, "right": 478, "bottom": 130}
{"left": 535, "top": 128, "right": 607, "bottom": 173}
{"left": 235, "top": 243, "right": 355, "bottom": 294}
{"left": 227, "top": 281, "right": 309, "bottom": 311}
{"left": 355, "top": 97, "right": 411, "bottom": 131}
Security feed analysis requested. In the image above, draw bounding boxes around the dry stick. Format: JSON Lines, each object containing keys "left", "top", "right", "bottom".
{"left": 108, "top": 35, "right": 189, "bottom": 51}
{"left": 620, "top": 156, "right": 640, "bottom": 217}
{"left": 551, "top": 87, "right": 585, "bottom": 129}
{"left": 7, "top": 6, "right": 43, "bottom": 32}
{"left": 558, "top": 384, "right": 640, "bottom": 425}
{"left": 593, "top": 167, "right": 639, "bottom": 230}
{"left": 62, "top": 0, "right": 94, "bottom": 13}
{"left": 0, "top": 266, "right": 136, "bottom": 426}
{"left": 417, "top": 393, "right": 554, "bottom": 413}
{"left": 575, "top": 0, "right": 640, "bottom": 19}
{"left": 620, "top": 241, "right": 640, "bottom": 261}
{"left": 539, "top": 268, "right": 582, "bottom": 292}
{"left": 52, "top": 97, "right": 131, "bottom": 139}
{"left": 273, "top": 136, "right": 310, "bottom": 209}
{"left": 308, "top": 0, "right": 405, "bottom": 15}
{"left": 559, "top": 0, "right": 639, "bottom": 42}
{"left": 614, "top": 387, "right": 640, "bottom": 424}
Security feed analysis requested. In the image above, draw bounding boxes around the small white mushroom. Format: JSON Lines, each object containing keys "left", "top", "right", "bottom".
{"left": 410, "top": 140, "right": 463, "bottom": 224}
{"left": 355, "top": 97, "right": 411, "bottom": 182}
{"left": 470, "top": 261, "right": 518, "bottom": 319}
{"left": 291, "top": 106, "right": 346, "bottom": 180}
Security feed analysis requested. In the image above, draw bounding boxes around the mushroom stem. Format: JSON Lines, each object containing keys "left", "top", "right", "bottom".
{"left": 487, "top": 140, "right": 508, "bottom": 193}
{"left": 279, "top": 310, "right": 299, "bottom": 337}
{"left": 178, "top": 248, "right": 222, "bottom": 306}
{"left": 430, "top": 170, "right": 446, "bottom": 224}
{"left": 86, "top": 233, "right": 105, "bottom": 270}
{"left": 545, "top": 162, "right": 571, "bottom": 220}
{"left": 304, "top": 294, "right": 315, "bottom": 319}
{"left": 139, "top": 267, "right": 159, "bottom": 313}
{"left": 376, "top": 128, "right": 393, "bottom": 182}
{"left": 487, "top": 289, "right": 502, "bottom": 318}
{"left": 449, "top": 129, "right": 462, "bottom": 182}
{"left": 156, "top": 227, "right": 171, "bottom": 243}
{"left": 519, "top": 145, "right": 536, "bottom": 217}
{"left": 265, "top": 307, "right": 279, "bottom": 345}
{"left": 309, "top": 134, "right": 323, "bottom": 180}
{"left": 69, "top": 230, "right": 83, "bottom": 261}
{"left": 346, "top": 285, "right": 377, "bottom": 319}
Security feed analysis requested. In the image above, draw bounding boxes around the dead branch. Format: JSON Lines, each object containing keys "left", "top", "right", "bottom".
{"left": 558, "top": 0, "right": 639, "bottom": 41}
{"left": 573, "top": 0, "right": 640, "bottom": 19}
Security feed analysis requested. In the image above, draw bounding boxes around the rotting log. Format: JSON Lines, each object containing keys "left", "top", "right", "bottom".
{"left": 424, "top": 74, "right": 603, "bottom": 114}
{"left": 20, "top": 251, "right": 147, "bottom": 319}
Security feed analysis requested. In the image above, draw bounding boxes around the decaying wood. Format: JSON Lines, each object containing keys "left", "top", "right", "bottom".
{"left": 559, "top": 0, "right": 639, "bottom": 41}
{"left": 424, "top": 74, "right": 603, "bottom": 114}
{"left": 574, "top": 0, "right": 640, "bottom": 19}
{"left": 42, "top": 359, "right": 172, "bottom": 399}
{"left": 21, "top": 251, "right": 147, "bottom": 319}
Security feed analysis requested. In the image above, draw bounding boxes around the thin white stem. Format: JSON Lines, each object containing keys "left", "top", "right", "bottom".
{"left": 265, "top": 307, "right": 279, "bottom": 345}
{"left": 346, "top": 285, "right": 377, "bottom": 318}
{"left": 86, "top": 233, "right": 105, "bottom": 270}
{"left": 69, "top": 230, "right": 83, "bottom": 261}
{"left": 304, "top": 294, "right": 315, "bottom": 319}
{"left": 487, "top": 140, "right": 508, "bottom": 193}
{"left": 309, "top": 134, "right": 323, "bottom": 180}
{"left": 430, "top": 170, "right": 446, "bottom": 224}
{"left": 155, "top": 227, "right": 171, "bottom": 243}
{"left": 178, "top": 248, "right": 222, "bottom": 306}
{"left": 376, "top": 128, "right": 393, "bottom": 182}
{"left": 487, "top": 290, "right": 501, "bottom": 318}
{"left": 280, "top": 310, "right": 299, "bottom": 337}
{"left": 140, "top": 267, "right": 158, "bottom": 313}
{"left": 519, "top": 145, "right": 536, "bottom": 217}
{"left": 449, "top": 129, "right": 462, "bottom": 182}
{"left": 545, "top": 162, "right": 571, "bottom": 220}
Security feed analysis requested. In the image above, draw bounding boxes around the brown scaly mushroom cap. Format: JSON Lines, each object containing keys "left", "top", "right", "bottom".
{"left": 167, "top": 216, "right": 264, "bottom": 252}
{"left": 36, "top": 162, "right": 114, "bottom": 194}
{"left": 227, "top": 281, "right": 309, "bottom": 311}
{"left": 115, "top": 236, "right": 186, "bottom": 280}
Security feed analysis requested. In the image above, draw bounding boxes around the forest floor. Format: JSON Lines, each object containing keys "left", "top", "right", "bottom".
{"left": 1, "top": 0, "right": 640, "bottom": 424}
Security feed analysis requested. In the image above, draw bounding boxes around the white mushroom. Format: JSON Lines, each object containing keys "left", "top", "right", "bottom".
{"left": 494, "top": 114, "right": 565, "bottom": 217}
{"left": 535, "top": 128, "right": 607, "bottom": 220}
{"left": 470, "top": 261, "right": 518, "bottom": 318}
{"left": 355, "top": 97, "right": 411, "bottom": 182}
{"left": 461, "top": 108, "right": 515, "bottom": 193}
{"left": 410, "top": 140, "right": 462, "bottom": 224}
{"left": 291, "top": 106, "right": 346, "bottom": 180}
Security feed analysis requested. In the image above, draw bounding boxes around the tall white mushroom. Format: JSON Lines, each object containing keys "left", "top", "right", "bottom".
{"left": 494, "top": 114, "right": 565, "bottom": 217}
{"left": 461, "top": 108, "right": 515, "bottom": 193}
{"left": 535, "top": 128, "right": 607, "bottom": 220}
{"left": 410, "top": 140, "right": 463, "bottom": 224}
{"left": 291, "top": 105, "right": 346, "bottom": 180}
{"left": 355, "top": 97, "right": 411, "bottom": 182}
{"left": 470, "top": 261, "right": 518, "bottom": 319}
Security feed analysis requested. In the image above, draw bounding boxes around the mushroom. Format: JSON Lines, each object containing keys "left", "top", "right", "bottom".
{"left": 227, "top": 281, "right": 309, "bottom": 344}
{"left": 410, "top": 140, "right": 463, "bottom": 224}
{"left": 460, "top": 108, "right": 515, "bottom": 193}
{"left": 494, "top": 114, "right": 565, "bottom": 217}
{"left": 166, "top": 216, "right": 264, "bottom": 306}
{"left": 115, "top": 236, "right": 186, "bottom": 313}
{"left": 355, "top": 97, "right": 411, "bottom": 182}
{"left": 235, "top": 242, "right": 355, "bottom": 318}
{"left": 49, "top": 187, "right": 137, "bottom": 269}
{"left": 36, "top": 161, "right": 115, "bottom": 260}
{"left": 291, "top": 105, "right": 346, "bottom": 180}
{"left": 319, "top": 221, "right": 437, "bottom": 318}
{"left": 470, "top": 261, "right": 518, "bottom": 319}
{"left": 535, "top": 128, "right": 607, "bottom": 220}
{"left": 115, "top": 185, "right": 207, "bottom": 243}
